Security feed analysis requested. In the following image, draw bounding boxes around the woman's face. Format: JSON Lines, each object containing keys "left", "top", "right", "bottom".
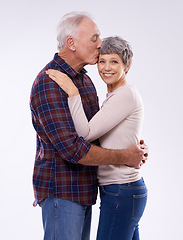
{"left": 98, "top": 53, "right": 126, "bottom": 92}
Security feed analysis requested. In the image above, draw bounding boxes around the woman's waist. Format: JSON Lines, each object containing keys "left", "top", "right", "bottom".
{"left": 97, "top": 165, "right": 141, "bottom": 185}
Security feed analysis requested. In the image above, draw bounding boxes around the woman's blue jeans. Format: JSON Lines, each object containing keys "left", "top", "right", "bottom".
{"left": 39, "top": 198, "right": 92, "bottom": 240}
{"left": 96, "top": 178, "right": 147, "bottom": 240}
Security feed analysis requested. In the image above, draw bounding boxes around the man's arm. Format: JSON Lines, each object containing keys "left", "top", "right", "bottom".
{"left": 30, "top": 75, "right": 91, "bottom": 164}
{"left": 31, "top": 73, "right": 148, "bottom": 168}
{"left": 79, "top": 143, "right": 148, "bottom": 169}
{"left": 44, "top": 70, "right": 149, "bottom": 167}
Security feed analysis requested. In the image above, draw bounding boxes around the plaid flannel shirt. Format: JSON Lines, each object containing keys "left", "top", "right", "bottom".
{"left": 30, "top": 53, "right": 99, "bottom": 206}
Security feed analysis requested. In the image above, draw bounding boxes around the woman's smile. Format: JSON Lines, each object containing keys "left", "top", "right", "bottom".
{"left": 98, "top": 53, "right": 127, "bottom": 92}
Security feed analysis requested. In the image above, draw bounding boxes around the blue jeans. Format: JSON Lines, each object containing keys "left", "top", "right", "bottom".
{"left": 39, "top": 198, "right": 92, "bottom": 240}
{"left": 96, "top": 178, "right": 147, "bottom": 240}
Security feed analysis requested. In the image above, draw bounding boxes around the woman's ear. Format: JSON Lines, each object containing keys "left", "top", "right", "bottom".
{"left": 66, "top": 37, "right": 76, "bottom": 51}
{"left": 125, "top": 60, "right": 131, "bottom": 73}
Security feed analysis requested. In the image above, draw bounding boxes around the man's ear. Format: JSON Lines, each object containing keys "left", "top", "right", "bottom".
{"left": 66, "top": 37, "right": 76, "bottom": 51}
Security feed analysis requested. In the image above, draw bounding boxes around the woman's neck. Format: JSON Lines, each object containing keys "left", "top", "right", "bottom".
{"left": 107, "top": 78, "right": 127, "bottom": 93}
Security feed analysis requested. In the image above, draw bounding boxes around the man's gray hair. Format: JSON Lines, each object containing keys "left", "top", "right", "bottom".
{"left": 100, "top": 36, "right": 133, "bottom": 70}
{"left": 57, "top": 11, "right": 93, "bottom": 50}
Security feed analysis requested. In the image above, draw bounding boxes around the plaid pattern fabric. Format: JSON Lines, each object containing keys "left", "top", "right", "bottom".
{"left": 30, "top": 54, "right": 99, "bottom": 206}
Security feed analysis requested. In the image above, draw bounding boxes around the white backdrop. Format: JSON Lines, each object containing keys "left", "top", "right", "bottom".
{"left": 1, "top": 0, "right": 183, "bottom": 239}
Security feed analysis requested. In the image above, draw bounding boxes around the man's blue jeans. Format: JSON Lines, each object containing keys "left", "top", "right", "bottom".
{"left": 96, "top": 178, "right": 147, "bottom": 240}
{"left": 39, "top": 198, "right": 92, "bottom": 240}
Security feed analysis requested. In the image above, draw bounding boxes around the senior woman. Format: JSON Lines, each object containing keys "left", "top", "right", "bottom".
{"left": 46, "top": 36, "right": 148, "bottom": 240}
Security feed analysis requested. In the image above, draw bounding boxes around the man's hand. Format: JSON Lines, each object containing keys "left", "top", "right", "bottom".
{"left": 78, "top": 141, "right": 149, "bottom": 167}
{"left": 124, "top": 140, "right": 149, "bottom": 169}
{"left": 139, "top": 140, "right": 149, "bottom": 166}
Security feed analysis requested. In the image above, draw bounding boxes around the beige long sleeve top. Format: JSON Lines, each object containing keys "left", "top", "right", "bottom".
{"left": 68, "top": 84, "right": 144, "bottom": 185}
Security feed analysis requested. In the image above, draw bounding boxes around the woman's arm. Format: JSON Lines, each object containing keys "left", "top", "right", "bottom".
{"left": 68, "top": 90, "right": 135, "bottom": 142}
{"left": 46, "top": 69, "right": 135, "bottom": 142}
{"left": 46, "top": 69, "right": 148, "bottom": 168}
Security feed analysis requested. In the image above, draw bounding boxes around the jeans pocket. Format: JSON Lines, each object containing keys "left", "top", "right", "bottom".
{"left": 132, "top": 192, "right": 147, "bottom": 221}
{"left": 100, "top": 185, "right": 119, "bottom": 196}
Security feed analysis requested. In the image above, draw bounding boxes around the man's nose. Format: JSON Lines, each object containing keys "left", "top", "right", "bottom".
{"left": 97, "top": 38, "right": 102, "bottom": 48}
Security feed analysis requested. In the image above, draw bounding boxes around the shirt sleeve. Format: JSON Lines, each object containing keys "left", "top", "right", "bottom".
{"left": 68, "top": 87, "right": 135, "bottom": 142}
{"left": 30, "top": 75, "right": 91, "bottom": 164}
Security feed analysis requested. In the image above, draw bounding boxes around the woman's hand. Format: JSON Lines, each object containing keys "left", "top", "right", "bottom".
{"left": 46, "top": 69, "right": 79, "bottom": 97}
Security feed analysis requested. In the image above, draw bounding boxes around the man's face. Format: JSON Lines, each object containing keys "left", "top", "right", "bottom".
{"left": 73, "top": 18, "right": 102, "bottom": 66}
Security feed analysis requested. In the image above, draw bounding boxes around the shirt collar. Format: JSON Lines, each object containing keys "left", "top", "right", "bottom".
{"left": 53, "top": 53, "right": 87, "bottom": 77}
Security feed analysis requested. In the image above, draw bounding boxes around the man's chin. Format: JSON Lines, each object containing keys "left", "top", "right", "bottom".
{"left": 90, "top": 59, "right": 98, "bottom": 65}
{"left": 85, "top": 58, "right": 98, "bottom": 66}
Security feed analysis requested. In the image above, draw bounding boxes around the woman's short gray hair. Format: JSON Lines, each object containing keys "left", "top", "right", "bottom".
{"left": 100, "top": 36, "right": 133, "bottom": 69}
{"left": 57, "top": 11, "right": 93, "bottom": 50}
